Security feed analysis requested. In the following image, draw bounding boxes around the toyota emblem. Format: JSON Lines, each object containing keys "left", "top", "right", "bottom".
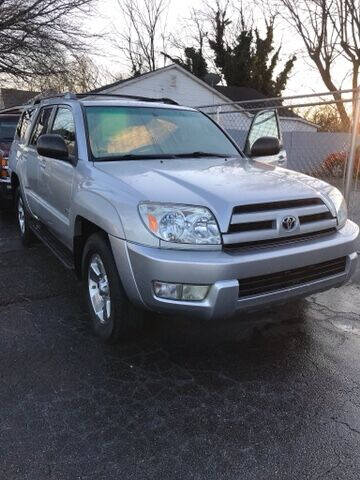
{"left": 282, "top": 215, "right": 297, "bottom": 231}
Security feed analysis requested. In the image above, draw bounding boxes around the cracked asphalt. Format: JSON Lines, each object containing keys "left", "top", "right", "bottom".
{"left": 1, "top": 206, "right": 360, "bottom": 480}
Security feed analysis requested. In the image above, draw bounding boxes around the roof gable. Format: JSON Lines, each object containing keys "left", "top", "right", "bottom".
{"left": 90, "top": 64, "right": 233, "bottom": 104}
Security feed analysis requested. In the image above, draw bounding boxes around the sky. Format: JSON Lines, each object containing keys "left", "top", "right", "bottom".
{"left": 86, "top": 0, "right": 351, "bottom": 98}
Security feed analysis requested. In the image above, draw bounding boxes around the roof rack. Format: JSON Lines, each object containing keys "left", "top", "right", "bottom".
{"left": 29, "top": 92, "right": 77, "bottom": 105}
{"left": 77, "top": 93, "right": 179, "bottom": 105}
{"left": 28, "top": 92, "right": 179, "bottom": 106}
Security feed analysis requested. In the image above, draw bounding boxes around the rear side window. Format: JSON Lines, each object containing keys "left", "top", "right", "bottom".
{"left": 0, "top": 116, "right": 19, "bottom": 141}
{"left": 30, "top": 107, "right": 53, "bottom": 146}
{"left": 50, "top": 107, "right": 76, "bottom": 156}
{"left": 17, "top": 109, "right": 35, "bottom": 141}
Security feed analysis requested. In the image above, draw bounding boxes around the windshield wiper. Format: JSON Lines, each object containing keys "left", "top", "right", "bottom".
{"left": 97, "top": 153, "right": 177, "bottom": 161}
{"left": 96, "top": 151, "right": 233, "bottom": 161}
{"left": 172, "top": 151, "right": 229, "bottom": 158}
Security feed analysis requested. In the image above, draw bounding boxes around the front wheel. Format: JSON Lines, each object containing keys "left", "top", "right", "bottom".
{"left": 15, "top": 188, "right": 35, "bottom": 246}
{"left": 82, "top": 232, "right": 143, "bottom": 343}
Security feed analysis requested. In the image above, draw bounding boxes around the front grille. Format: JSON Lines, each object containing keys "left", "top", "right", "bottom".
{"left": 223, "top": 197, "right": 337, "bottom": 249}
{"left": 232, "top": 198, "right": 323, "bottom": 214}
{"left": 298, "top": 212, "right": 333, "bottom": 224}
{"left": 238, "top": 257, "right": 347, "bottom": 297}
{"left": 224, "top": 228, "right": 337, "bottom": 252}
{"left": 228, "top": 220, "right": 275, "bottom": 233}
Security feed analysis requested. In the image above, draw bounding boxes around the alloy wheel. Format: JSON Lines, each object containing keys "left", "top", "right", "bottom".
{"left": 88, "top": 253, "right": 111, "bottom": 324}
{"left": 18, "top": 196, "right": 25, "bottom": 235}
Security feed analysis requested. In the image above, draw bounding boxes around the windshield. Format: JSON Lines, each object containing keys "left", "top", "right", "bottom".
{"left": 85, "top": 106, "right": 240, "bottom": 160}
{"left": 0, "top": 117, "right": 18, "bottom": 141}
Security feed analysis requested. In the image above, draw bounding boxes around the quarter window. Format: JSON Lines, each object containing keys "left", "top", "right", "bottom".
{"left": 17, "top": 109, "right": 36, "bottom": 141}
{"left": 50, "top": 107, "right": 76, "bottom": 156}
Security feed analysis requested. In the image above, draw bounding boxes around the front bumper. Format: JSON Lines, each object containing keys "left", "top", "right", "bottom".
{"left": 109, "top": 219, "right": 359, "bottom": 320}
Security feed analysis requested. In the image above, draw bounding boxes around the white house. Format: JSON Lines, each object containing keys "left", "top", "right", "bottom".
{"left": 92, "top": 63, "right": 317, "bottom": 134}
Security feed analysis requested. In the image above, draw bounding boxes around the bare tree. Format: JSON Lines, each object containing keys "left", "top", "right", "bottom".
{"left": 303, "top": 104, "right": 345, "bottom": 132}
{"left": 17, "top": 55, "right": 105, "bottom": 93}
{"left": 330, "top": 0, "right": 360, "bottom": 93}
{"left": 115, "top": 0, "right": 169, "bottom": 76}
{"left": 162, "top": 8, "right": 210, "bottom": 79}
{"left": 0, "top": 0, "right": 96, "bottom": 81}
{"left": 277, "top": 0, "right": 360, "bottom": 130}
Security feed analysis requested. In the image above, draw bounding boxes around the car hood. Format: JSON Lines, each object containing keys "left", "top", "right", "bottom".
{"left": 95, "top": 157, "right": 335, "bottom": 232}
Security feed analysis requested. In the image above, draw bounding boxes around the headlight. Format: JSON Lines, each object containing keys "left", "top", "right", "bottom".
{"left": 139, "top": 203, "right": 221, "bottom": 244}
{"left": 327, "top": 187, "right": 347, "bottom": 229}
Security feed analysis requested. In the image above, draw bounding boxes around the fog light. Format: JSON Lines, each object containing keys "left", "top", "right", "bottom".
{"left": 153, "top": 282, "right": 209, "bottom": 301}
{"left": 153, "top": 281, "right": 182, "bottom": 300}
{"left": 182, "top": 284, "right": 209, "bottom": 301}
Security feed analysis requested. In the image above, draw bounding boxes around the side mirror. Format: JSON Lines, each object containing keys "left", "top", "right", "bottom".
{"left": 250, "top": 136, "right": 280, "bottom": 158}
{"left": 37, "top": 134, "right": 69, "bottom": 161}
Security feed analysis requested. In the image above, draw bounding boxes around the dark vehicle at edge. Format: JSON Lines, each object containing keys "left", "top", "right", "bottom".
{"left": 0, "top": 114, "right": 20, "bottom": 201}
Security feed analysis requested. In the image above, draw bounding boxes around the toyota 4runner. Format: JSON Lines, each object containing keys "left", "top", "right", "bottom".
{"left": 8, "top": 93, "right": 359, "bottom": 343}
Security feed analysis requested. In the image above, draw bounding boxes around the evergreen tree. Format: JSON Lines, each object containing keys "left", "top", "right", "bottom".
{"left": 162, "top": 47, "right": 208, "bottom": 80}
{"left": 208, "top": 8, "right": 296, "bottom": 96}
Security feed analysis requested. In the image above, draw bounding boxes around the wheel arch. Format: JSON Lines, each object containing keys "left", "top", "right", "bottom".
{"left": 73, "top": 216, "right": 107, "bottom": 279}
{"left": 11, "top": 172, "right": 20, "bottom": 195}
{"left": 71, "top": 192, "right": 126, "bottom": 279}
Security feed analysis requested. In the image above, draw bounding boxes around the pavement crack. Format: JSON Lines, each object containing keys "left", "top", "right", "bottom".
{"left": 331, "top": 416, "right": 360, "bottom": 436}
{"left": 309, "top": 297, "right": 360, "bottom": 319}
{"left": 313, "top": 459, "right": 342, "bottom": 479}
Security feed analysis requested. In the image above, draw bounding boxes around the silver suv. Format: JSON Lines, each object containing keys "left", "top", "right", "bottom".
{"left": 9, "top": 93, "right": 359, "bottom": 343}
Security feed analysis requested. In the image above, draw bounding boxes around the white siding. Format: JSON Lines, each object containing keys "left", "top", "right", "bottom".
{"left": 103, "top": 67, "right": 227, "bottom": 107}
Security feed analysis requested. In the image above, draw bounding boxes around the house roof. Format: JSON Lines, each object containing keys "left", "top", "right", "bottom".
{"left": 90, "top": 76, "right": 128, "bottom": 94}
{"left": 0, "top": 88, "right": 39, "bottom": 110}
{"left": 89, "top": 64, "right": 234, "bottom": 105}
{"left": 215, "top": 86, "right": 267, "bottom": 103}
{"left": 90, "top": 65, "right": 171, "bottom": 94}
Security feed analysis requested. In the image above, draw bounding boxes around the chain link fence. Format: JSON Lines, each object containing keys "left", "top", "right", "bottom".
{"left": 198, "top": 89, "right": 360, "bottom": 226}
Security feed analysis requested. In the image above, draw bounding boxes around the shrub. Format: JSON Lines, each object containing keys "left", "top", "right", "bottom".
{"left": 313, "top": 147, "right": 360, "bottom": 178}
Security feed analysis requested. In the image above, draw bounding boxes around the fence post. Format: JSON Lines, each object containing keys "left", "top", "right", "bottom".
{"left": 344, "top": 86, "right": 360, "bottom": 204}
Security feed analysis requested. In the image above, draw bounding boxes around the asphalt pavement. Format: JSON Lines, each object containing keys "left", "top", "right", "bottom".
{"left": 1, "top": 206, "right": 360, "bottom": 479}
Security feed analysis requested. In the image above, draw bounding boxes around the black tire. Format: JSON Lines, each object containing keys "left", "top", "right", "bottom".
{"left": 15, "top": 188, "right": 35, "bottom": 246}
{"left": 82, "top": 232, "right": 143, "bottom": 343}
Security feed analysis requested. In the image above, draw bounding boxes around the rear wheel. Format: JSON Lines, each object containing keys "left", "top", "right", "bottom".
{"left": 15, "top": 188, "right": 35, "bottom": 246}
{"left": 82, "top": 232, "right": 143, "bottom": 343}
